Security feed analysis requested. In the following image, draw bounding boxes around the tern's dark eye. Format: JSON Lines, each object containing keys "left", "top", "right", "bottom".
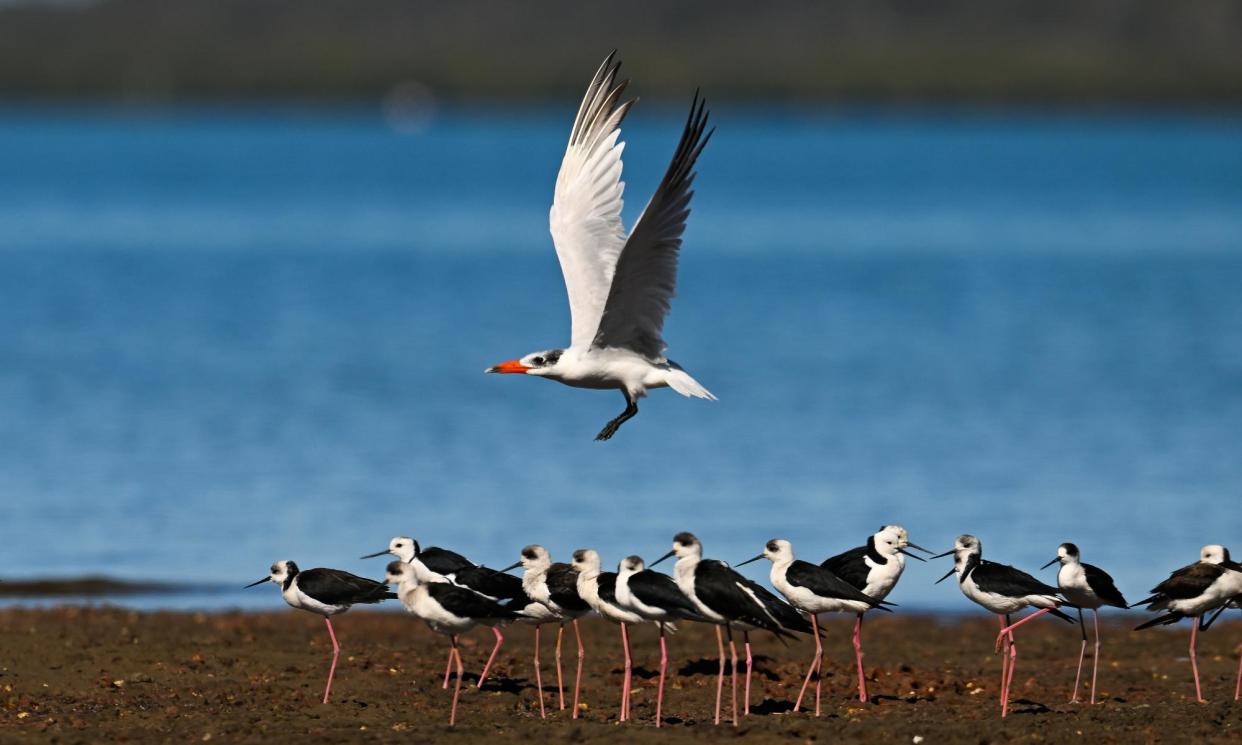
{"left": 532, "top": 356, "right": 544, "bottom": 366}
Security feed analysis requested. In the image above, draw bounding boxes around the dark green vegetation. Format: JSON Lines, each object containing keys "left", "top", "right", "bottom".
{"left": 2, "top": 0, "right": 1241, "bottom": 106}
{"left": 1, "top": 608, "right": 1240, "bottom": 742}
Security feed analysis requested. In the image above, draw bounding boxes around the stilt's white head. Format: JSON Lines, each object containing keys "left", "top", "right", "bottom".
{"left": 652, "top": 532, "right": 703, "bottom": 566}
{"left": 245, "top": 560, "right": 297, "bottom": 589}
{"left": 571, "top": 548, "right": 602, "bottom": 576}
{"left": 618, "top": 555, "right": 646, "bottom": 579}
{"left": 1042, "top": 542, "right": 1081, "bottom": 570}
{"left": 485, "top": 349, "right": 565, "bottom": 378}
{"left": 504, "top": 544, "right": 552, "bottom": 575}
{"left": 384, "top": 560, "right": 418, "bottom": 587}
{"left": 748, "top": 538, "right": 794, "bottom": 566}
{"left": 360, "top": 536, "right": 418, "bottom": 564}
{"left": 1201, "top": 545, "right": 1230, "bottom": 564}
{"left": 932, "top": 534, "right": 981, "bottom": 585}
{"left": 875, "top": 525, "right": 933, "bottom": 559}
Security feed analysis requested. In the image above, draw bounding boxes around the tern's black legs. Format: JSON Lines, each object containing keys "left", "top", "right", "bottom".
{"left": 595, "top": 395, "right": 638, "bottom": 441}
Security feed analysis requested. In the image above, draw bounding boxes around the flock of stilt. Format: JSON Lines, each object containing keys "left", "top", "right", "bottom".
{"left": 247, "top": 528, "right": 1242, "bottom": 726}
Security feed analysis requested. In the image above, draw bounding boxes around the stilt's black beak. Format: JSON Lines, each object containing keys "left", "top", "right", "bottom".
{"left": 1040, "top": 557, "right": 1059, "bottom": 570}
{"left": 898, "top": 548, "right": 927, "bottom": 562}
{"left": 499, "top": 560, "right": 522, "bottom": 574}
{"left": 736, "top": 554, "right": 765, "bottom": 567}
{"left": 244, "top": 577, "right": 269, "bottom": 588}
{"left": 906, "top": 541, "right": 934, "bottom": 554}
{"left": 650, "top": 549, "right": 675, "bottom": 567}
{"left": 928, "top": 549, "right": 955, "bottom": 559}
{"left": 359, "top": 549, "right": 388, "bottom": 559}
{"left": 934, "top": 568, "right": 956, "bottom": 584}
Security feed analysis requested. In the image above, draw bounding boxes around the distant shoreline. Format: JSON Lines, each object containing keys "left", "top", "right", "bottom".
{"left": 2, "top": 0, "right": 1240, "bottom": 107}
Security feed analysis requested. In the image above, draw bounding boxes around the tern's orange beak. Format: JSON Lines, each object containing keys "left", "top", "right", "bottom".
{"left": 486, "top": 359, "right": 532, "bottom": 374}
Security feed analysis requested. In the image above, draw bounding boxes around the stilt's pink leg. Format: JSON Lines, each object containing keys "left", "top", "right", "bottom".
{"left": 794, "top": 613, "right": 821, "bottom": 714}
{"left": 322, "top": 617, "right": 341, "bottom": 704}
{"left": 1003, "top": 629, "right": 1017, "bottom": 718}
{"left": 443, "top": 644, "right": 453, "bottom": 689}
{"left": 997, "top": 615, "right": 1010, "bottom": 712}
{"left": 1190, "top": 617, "right": 1204, "bottom": 703}
{"left": 743, "top": 631, "right": 753, "bottom": 716}
{"left": 534, "top": 624, "right": 546, "bottom": 719}
{"left": 448, "top": 635, "right": 464, "bottom": 726}
{"left": 853, "top": 613, "right": 868, "bottom": 702}
{"left": 477, "top": 625, "right": 504, "bottom": 689}
{"left": 555, "top": 623, "right": 566, "bottom": 710}
{"left": 728, "top": 633, "right": 739, "bottom": 727}
{"left": 1090, "top": 610, "right": 1101, "bottom": 705}
{"left": 815, "top": 618, "right": 824, "bottom": 717}
{"left": 656, "top": 624, "right": 668, "bottom": 728}
{"left": 619, "top": 622, "right": 632, "bottom": 722}
{"left": 995, "top": 607, "right": 1054, "bottom": 651}
{"left": 572, "top": 619, "right": 585, "bottom": 719}
{"left": 1234, "top": 621, "right": 1241, "bottom": 701}
{"left": 714, "top": 625, "right": 725, "bottom": 725}
{"left": 1070, "top": 608, "right": 1086, "bottom": 703}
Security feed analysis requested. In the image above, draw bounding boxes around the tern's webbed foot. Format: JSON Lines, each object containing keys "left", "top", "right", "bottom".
{"left": 594, "top": 399, "right": 638, "bottom": 441}
{"left": 594, "top": 419, "right": 623, "bottom": 441}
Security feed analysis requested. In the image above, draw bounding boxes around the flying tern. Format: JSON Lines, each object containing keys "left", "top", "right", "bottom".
{"left": 486, "top": 52, "right": 716, "bottom": 441}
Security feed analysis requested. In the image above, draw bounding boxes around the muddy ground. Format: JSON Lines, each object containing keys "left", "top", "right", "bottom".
{"left": 1, "top": 607, "right": 1239, "bottom": 743}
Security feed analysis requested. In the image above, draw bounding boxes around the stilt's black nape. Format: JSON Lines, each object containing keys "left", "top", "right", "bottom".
{"left": 594, "top": 394, "right": 638, "bottom": 441}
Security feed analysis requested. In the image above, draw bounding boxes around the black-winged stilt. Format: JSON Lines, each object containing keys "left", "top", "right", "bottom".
{"left": 932, "top": 534, "right": 1073, "bottom": 717}
{"left": 614, "top": 555, "right": 710, "bottom": 726}
{"left": 384, "top": 561, "right": 521, "bottom": 725}
{"left": 571, "top": 549, "right": 649, "bottom": 722}
{"left": 739, "top": 539, "right": 890, "bottom": 716}
{"left": 245, "top": 560, "right": 394, "bottom": 704}
{"left": 361, "top": 536, "right": 473, "bottom": 578}
{"left": 1040, "top": 542, "right": 1128, "bottom": 704}
{"left": 501, "top": 545, "right": 593, "bottom": 718}
{"left": 1131, "top": 544, "right": 1242, "bottom": 702}
{"left": 820, "top": 525, "right": 931, "bottom": 702}
{"left": 362, "top": 535, "right": 520, "bottom": 689}
{"left": 651, "top": 532, "right": 811, "bottom": 726}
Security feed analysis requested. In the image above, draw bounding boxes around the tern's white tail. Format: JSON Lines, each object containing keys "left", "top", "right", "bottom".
{"left": 665, "top": 367, "right": 717, "bottom": 400}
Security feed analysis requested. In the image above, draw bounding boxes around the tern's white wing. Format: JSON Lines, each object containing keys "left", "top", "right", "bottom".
{"left": 591, "top": 94, "right": 712, "bottom": 360}
{"left": 549, "top": 52, "right": 634, "bottom": 349}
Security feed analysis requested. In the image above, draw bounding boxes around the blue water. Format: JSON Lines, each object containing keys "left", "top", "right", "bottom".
{"left": 1, "top": 107, "right": 1240, "bottom": 611}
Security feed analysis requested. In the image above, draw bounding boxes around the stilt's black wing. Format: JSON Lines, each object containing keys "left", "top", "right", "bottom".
{"left": 737, "top": 574, "right": 815, "bottom": 632}
{"left": 1134, "top": 611, "right": 1185, "bottom": 631}
{"left": 298, "top": 568, "right": 394, "bottom": 605}
{"left": 972, "top": 560, "right": 1062, "bottom": 598}
{"left": 1146, "top": 563, "right": 1222, "bottom": 601}
{"left": 693, "top": 560, "right": 786, "bottom": 633}
{"left": 448, "top": 565, "right": 524, "bottom": 601}
{"left": 1083, "top": 562, "right": 1129, "bottom": 608}
{"left": 427, "top": 582, "right": 518, "bottom": 620}
{"left": 597, "top": 572, "right": 621, "bottom": 605}
{"left": 418, "top": 546, "right": 475, "bottom": 575}
{"left": 819, "top": 545, "right": 872, "bottom": 592}
{"left": 629, "top": 570, "right": 709, "bottom": 622}
{"left": 789, "top": 560, "right": 887, "bottom": 609}
{"left": 546, "top": 563, "right": 591, "bottom": 613}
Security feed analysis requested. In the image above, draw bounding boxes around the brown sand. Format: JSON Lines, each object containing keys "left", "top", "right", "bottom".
{"left": 1, "top": 607, "right": 1239, "bottom": 743}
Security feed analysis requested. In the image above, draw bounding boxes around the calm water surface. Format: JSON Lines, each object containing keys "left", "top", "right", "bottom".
{"left": 1, "top": 107, "right": 1239, "bottom": 610}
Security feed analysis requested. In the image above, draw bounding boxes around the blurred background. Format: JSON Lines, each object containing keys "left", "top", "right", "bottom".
{"left": 1, "top": 0, "right": 1239, "bottom": 610}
